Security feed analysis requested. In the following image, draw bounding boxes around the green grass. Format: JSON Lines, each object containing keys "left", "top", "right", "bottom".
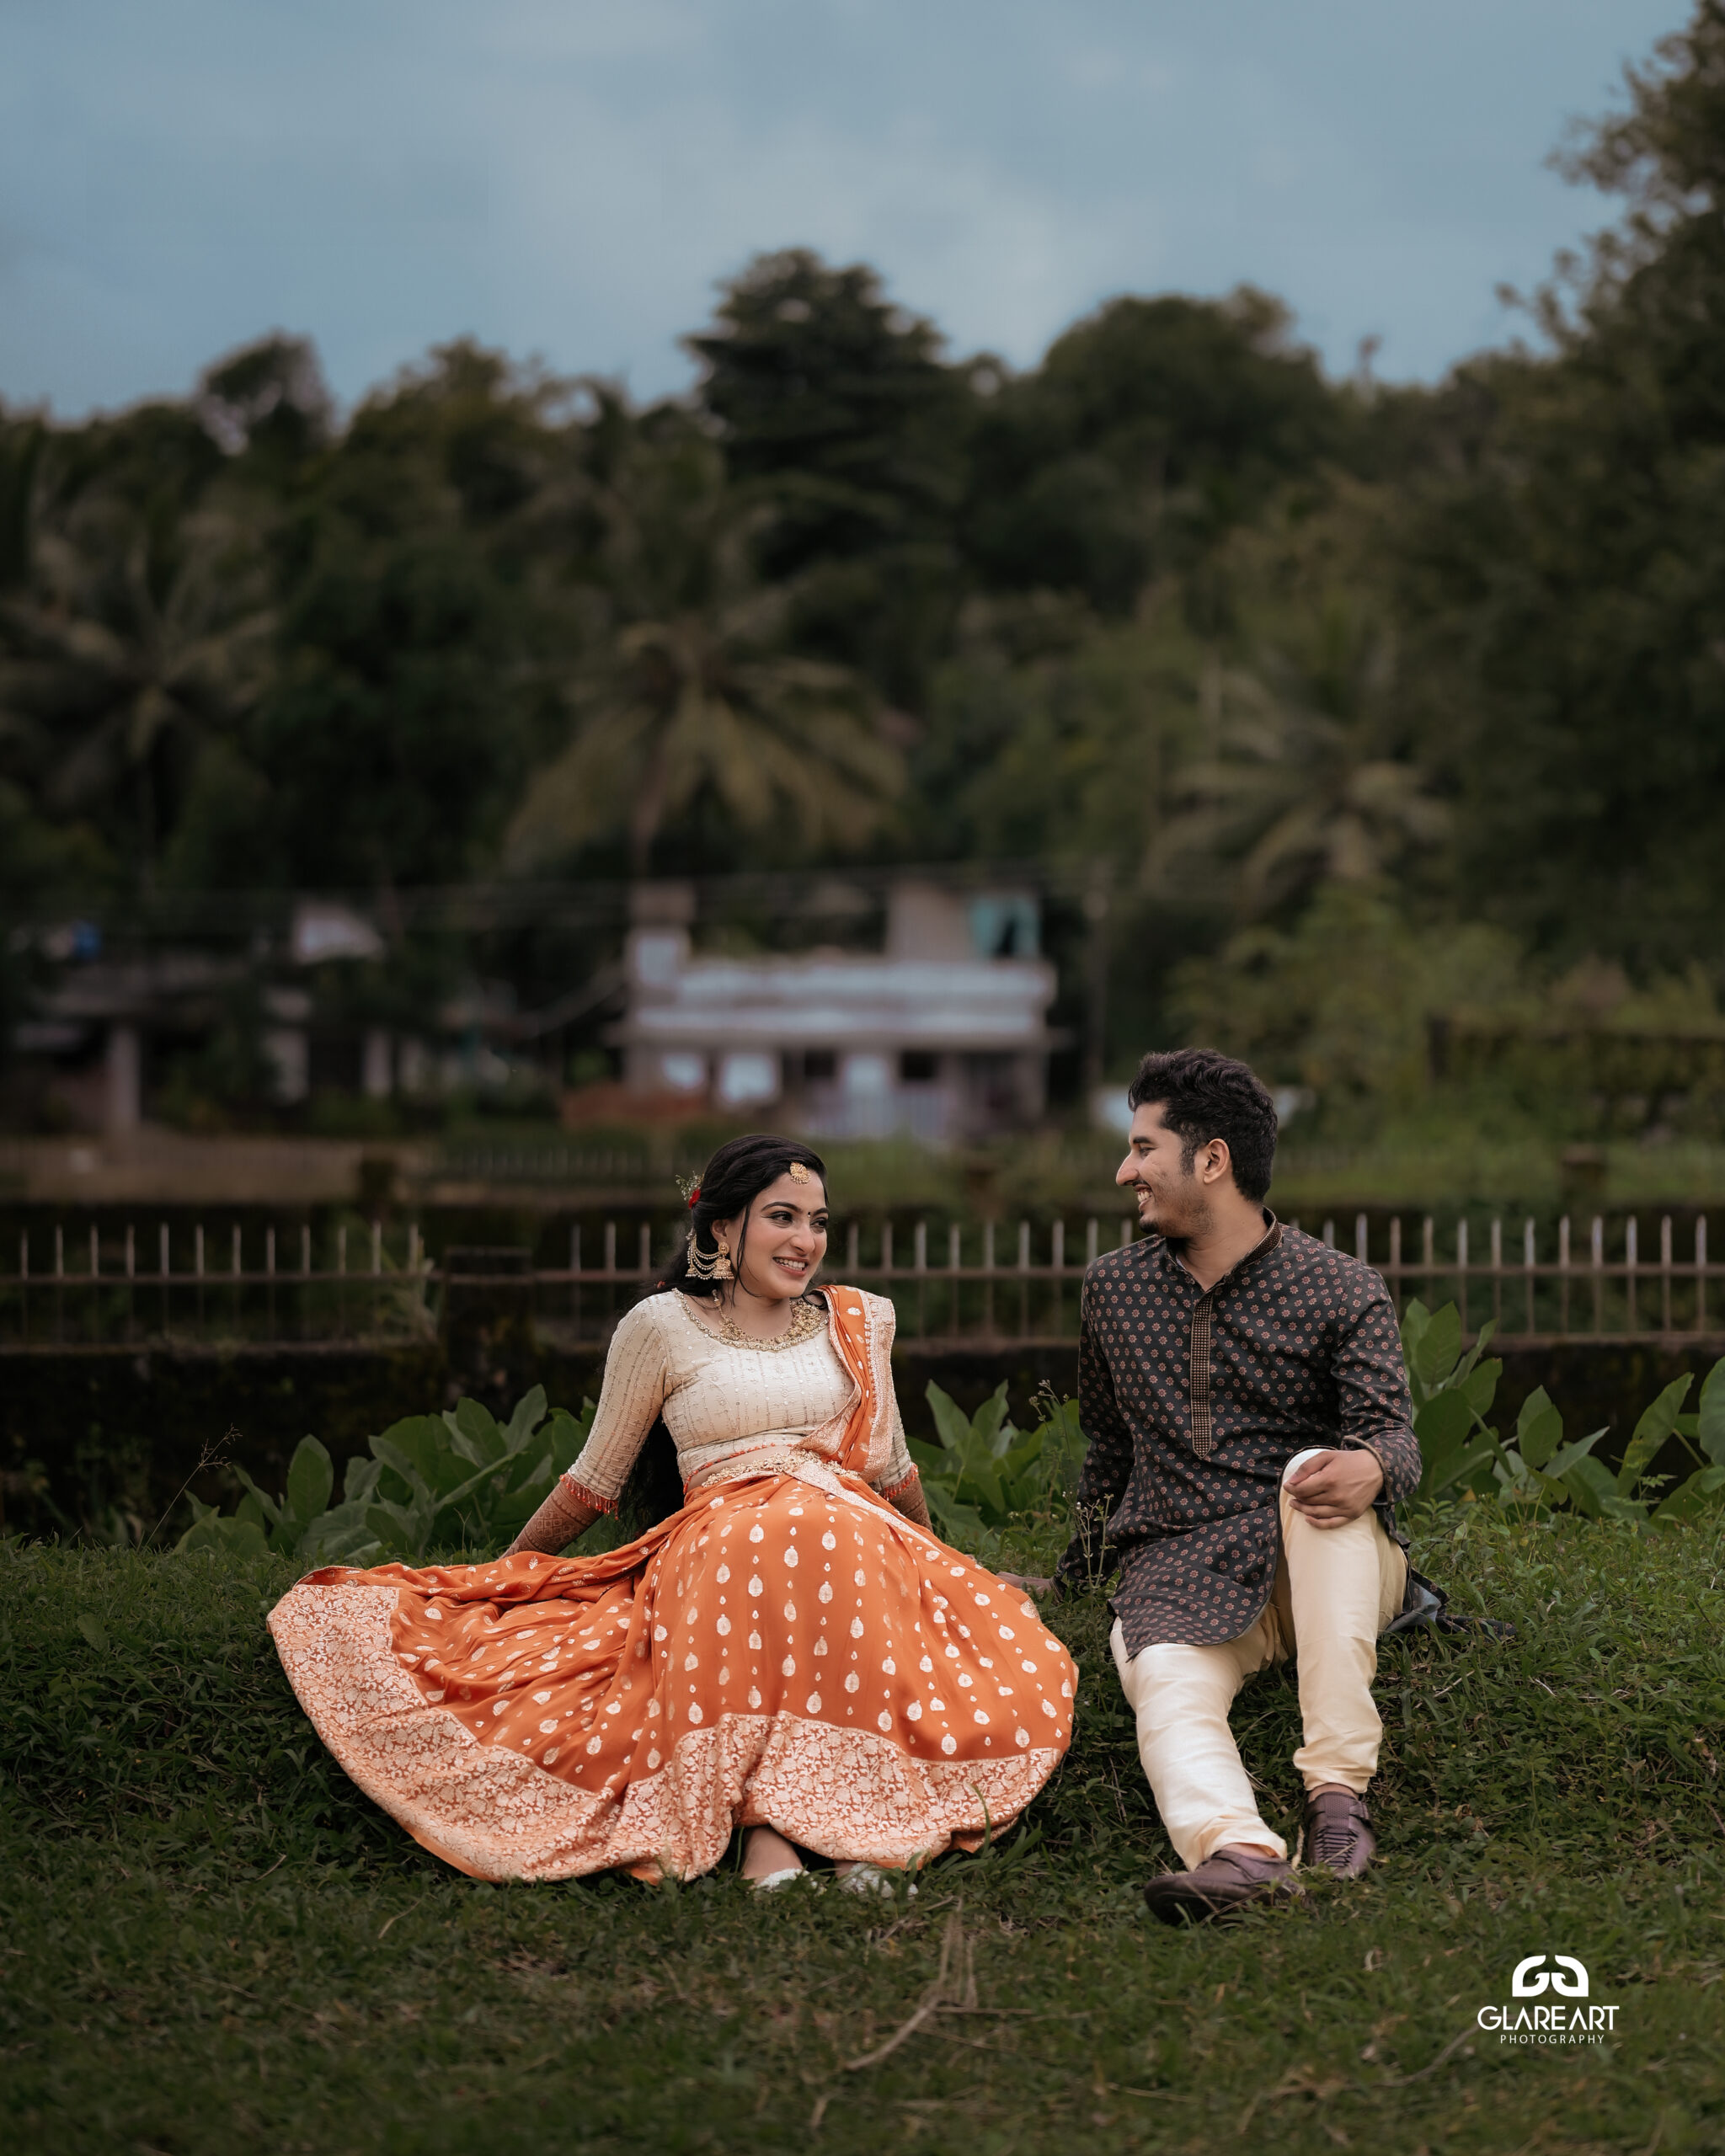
{"left": 3, "top": 1513, "right": 1723, "bottom": 2155}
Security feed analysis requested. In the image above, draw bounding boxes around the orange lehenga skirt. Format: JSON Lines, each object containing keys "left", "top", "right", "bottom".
{"left": 269, "top": 1302, "right": 1076, "bottom": 1881}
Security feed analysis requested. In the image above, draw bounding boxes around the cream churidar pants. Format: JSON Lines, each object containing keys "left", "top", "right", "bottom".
{"left": 1108, "top": 1448, "right": 1408, "bottom": 1869}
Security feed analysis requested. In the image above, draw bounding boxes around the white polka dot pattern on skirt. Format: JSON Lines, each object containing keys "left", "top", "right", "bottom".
{"left": 279, "top": 1451, "right": 1078, "bottom": 1888}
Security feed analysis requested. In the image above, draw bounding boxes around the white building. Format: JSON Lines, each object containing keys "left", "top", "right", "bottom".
{"left": 611, "top": 882, "right": 1059, "bottom": 1142}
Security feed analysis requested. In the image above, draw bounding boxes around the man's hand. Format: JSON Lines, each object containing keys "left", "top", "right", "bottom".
{"left": 1284, "top": 1449, "right": 1384, "bottom": 1529}
{"left": 996, "top": 1572, "right": 1054, "bottom": 1595}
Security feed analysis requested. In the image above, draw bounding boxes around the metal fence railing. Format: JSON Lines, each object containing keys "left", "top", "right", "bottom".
{"left": 1, "top": 1220, "right": 436, "bottom": 1348}
{"left": 1347, "top": 1210, "right": 1722, "bottom": 1342}
{"left": 4, "top": 1212, "right": 1724, "bottom": 1350}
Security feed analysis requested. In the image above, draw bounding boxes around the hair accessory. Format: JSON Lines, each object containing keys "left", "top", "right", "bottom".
{"left": 675, "top": 1171, "right": 702, "bottom": 1209}
{"left": 787, "top": 1161, "right": 810, "bottom": 1183}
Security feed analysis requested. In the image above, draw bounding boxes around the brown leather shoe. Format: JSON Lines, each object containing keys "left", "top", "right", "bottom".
{"left": 1303, "top": 1788, "right": 1375, "bottom": 1878}
{"left": 1143, "top": 1843, "right": 1298, "bottom": 1925}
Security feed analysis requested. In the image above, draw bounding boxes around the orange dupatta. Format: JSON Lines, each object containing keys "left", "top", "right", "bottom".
{"left": 817, "top": 1285, "right": 884, "bottom": 1481}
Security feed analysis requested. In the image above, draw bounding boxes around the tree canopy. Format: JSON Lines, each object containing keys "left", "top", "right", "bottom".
{"left": 3, "top": 2, "right": 1723, "bottom": 1102}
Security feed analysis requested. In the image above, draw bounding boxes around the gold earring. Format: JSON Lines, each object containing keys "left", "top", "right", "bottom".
{"left": 712, "top": 1235, "right": 734, "bottom": 1282}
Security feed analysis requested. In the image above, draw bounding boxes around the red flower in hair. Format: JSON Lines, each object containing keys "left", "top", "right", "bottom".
{"left": 686, "top": 1184, "right": 701, "bottom": 1209}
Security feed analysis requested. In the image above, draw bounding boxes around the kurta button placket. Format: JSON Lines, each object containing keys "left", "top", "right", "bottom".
{"left": 1188, "top": 1289, "right": 1215, "bottom": 1459}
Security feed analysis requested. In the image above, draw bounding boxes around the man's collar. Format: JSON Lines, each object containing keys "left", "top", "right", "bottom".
{"left": 1162, "top": 1209, "right": 1281, "bottom": 1289}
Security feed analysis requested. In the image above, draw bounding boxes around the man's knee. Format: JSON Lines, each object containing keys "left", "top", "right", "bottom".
{"left": 1279, "top": 1450, "right": 1381, "bottom": 1563}
{"left": 1279, "top": 1476, "right": 1408, "bottom": 1641}
{"left": 1281, "top": 1445, "right": 1332, "bottom": 1489}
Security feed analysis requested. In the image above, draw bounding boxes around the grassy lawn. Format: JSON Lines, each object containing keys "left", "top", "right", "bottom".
{"left": 3, "top": 1512, "right": 1722, "bottom": 2155}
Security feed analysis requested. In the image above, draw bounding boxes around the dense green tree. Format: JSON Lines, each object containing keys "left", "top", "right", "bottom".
{"left": 1393, "top": 0, "right": 1725, "bottom": 969}
{"left": 6, "top": 2, "right": 1723, "bottom": 1121}
{"left": 911, "top": 590, "right": 1192, "bottom": 868}
{"left": 687, "top": 250, "right": 974, "bottom": 705}
{"left": 195, "top": 334, "right": 334, "bottom": 476}
{"left": 0, "top": 413, "right": 45, "bottom": 591}
{"left": 237, "top": 342, "right": 584, "bottom": 892}
{"left": 506, "top": 419, "right": 902, "bottom": 877}
{"left": 1148, "top": 521, "right": 1449, "bottom": 920}
{"left": 0, "top": 400, "right": 273, "bottom": 893}
{"left": 962, "top": 289, "right": 1357, "bottom": 614}
{"left": 1167, "top": 880, "right": 1525, "bottom": 1107}
{"left": 688, "top": 249, "right": 970, "bottom": 558}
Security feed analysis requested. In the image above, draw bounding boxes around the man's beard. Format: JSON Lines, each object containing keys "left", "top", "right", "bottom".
{"left": 1135, "top": 1181, "right": 1210, "bottom": 1241}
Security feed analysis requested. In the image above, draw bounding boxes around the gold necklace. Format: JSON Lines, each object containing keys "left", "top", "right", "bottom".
{"left": 699, "top": 1294, "right": 826, "bottom": 1353}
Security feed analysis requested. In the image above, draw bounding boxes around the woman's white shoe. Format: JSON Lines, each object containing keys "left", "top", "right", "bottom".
{"left": 750, "top": 1865, "right": 820, "bottom": 1892}
{"left": 837, "top": 1864, "right": 916, "bottom": 1898}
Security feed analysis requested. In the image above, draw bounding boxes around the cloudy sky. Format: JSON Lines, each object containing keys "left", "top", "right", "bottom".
{"left": 0, "top": 0, "right": 1690, "bottom": 418}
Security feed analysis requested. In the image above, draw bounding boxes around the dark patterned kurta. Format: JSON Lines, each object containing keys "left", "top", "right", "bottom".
{"left": 1055, "top": 1217, "right": 1421, "bottom": 1656}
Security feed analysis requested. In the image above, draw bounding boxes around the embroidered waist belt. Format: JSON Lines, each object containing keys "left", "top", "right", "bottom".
{"left": 689, "top": 1448, "right": 848, "bottom": 1499}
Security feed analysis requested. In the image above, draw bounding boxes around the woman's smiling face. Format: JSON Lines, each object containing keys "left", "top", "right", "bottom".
{"left": 715, "top": 1171, "right": 829, "bottom": 1301}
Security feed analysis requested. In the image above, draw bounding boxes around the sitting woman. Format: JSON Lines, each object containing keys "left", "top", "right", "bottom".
{"left": 269, "top": 1134, "right": 1077, "bottom": 1887}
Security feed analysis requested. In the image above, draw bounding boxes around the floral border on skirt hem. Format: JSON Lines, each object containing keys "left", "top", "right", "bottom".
{"left": 269, "top": 1578, "right": 1065, "bottom": 1883}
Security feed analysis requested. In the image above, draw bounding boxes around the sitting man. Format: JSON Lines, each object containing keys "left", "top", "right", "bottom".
{"left": 1046, "top": 1048, "right": 1423, "bottom": 1921}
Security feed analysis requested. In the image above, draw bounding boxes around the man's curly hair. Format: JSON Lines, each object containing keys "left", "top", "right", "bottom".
{"left": 1125, "top": 1048, "right": 1278, "bottom": 1203}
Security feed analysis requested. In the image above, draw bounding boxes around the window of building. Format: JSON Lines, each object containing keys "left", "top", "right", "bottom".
{"left": 803, "top": 1049, "right": 837, "bottom": 1081}
{"left": 660, "top": 1052, "right": 708, "bottom": 1093}
{"left": 899, "top": 1050, "right": 939, "bottom": 1084}
{"left": 716, "top": 1051, "right": 778, "bottom": 1107}
{"left": 842, "top": 1053, "right": 891, "bottom": 1097}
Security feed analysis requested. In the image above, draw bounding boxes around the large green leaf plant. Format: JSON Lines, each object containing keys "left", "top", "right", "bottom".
{"left": 1402, "top": 1298, "right": 1725, "bottom": 1526}
{"left": 909, "top": 1382, "right": 1088, "bottom": 1551}
{"left": 178, "top": 1388, "right": 595, "bottom": 1566}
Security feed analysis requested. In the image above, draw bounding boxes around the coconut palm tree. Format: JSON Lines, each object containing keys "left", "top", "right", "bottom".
{"left": 0, "top": 457, "right": 275, "bottom": 890}
{"left": 1146, "top": 594, "right": 1448, "bottom": 918}
{"left": 505, "top": 425, "right": 904, "bottom": 876}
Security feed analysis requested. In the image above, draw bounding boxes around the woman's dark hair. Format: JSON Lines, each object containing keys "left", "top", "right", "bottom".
{"left": 657, "top": 1133, "right": 830, "bottom": 1300}
{"left": 1126, "top": 1048, "right": 1278, "bottom": 1203}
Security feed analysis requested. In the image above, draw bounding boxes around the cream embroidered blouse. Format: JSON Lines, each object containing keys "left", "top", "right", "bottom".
{"left": 561, "top": 1289, "right": 916, "bottom": 1511}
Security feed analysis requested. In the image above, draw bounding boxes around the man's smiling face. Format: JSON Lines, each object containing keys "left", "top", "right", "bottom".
{"left": 1116, "top": 1101, "right": 1212, "bottom": 1241}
